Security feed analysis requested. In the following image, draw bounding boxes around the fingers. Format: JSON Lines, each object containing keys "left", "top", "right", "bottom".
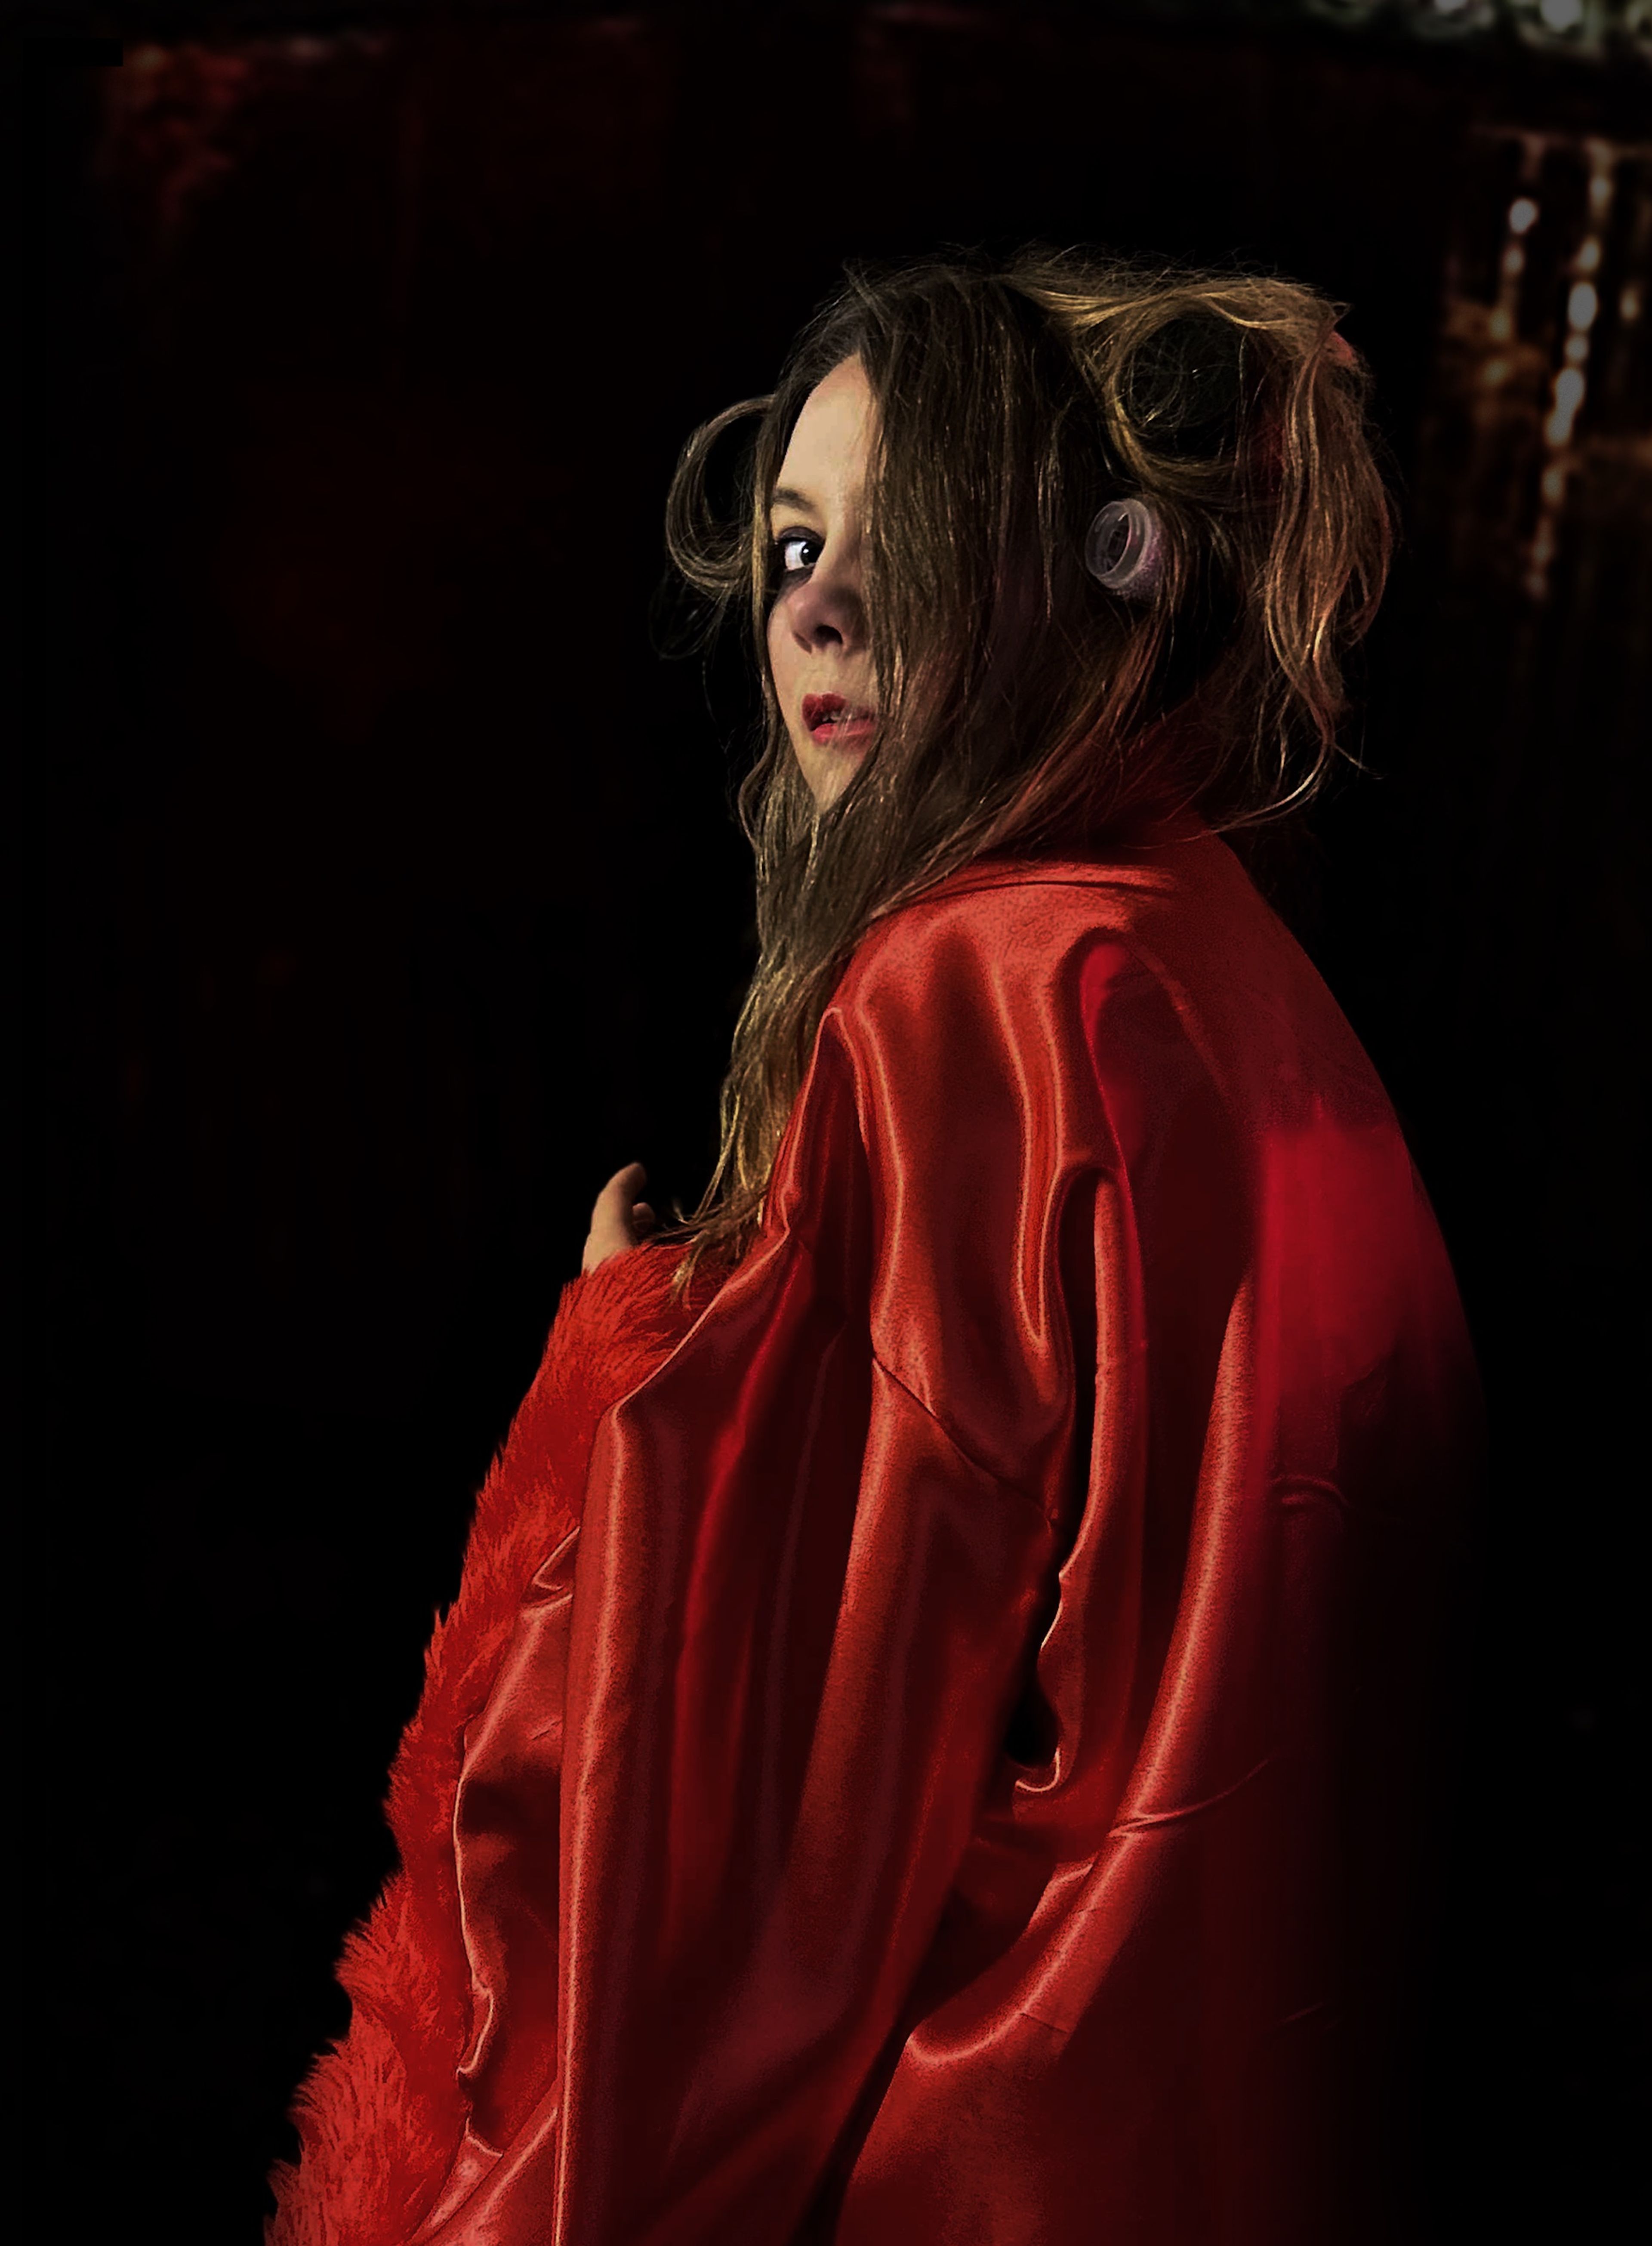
{"left": 583, "top": 1161, "right": 654, "bottom": 1273}
{"left": 598, "top": 1158, "right": 645, "bottom": 1202}
{"left": 589, "top": 1161, "right": 644, "bottom": 1226}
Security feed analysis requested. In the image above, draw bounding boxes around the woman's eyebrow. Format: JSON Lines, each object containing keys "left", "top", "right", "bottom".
{"left": 768, "top": 485, "right": 819, "bottom": 515}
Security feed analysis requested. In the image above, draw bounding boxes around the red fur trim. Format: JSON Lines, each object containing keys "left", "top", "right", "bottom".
{"left": 266, "top": 1244, "right": 714, "bottom": 2246}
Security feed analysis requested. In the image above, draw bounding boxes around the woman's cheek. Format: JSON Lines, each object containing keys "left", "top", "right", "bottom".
{"left": 767, "top": 613, "right": 802, "bottom": 745}
{"left": 766, "top": 606, "right": 792, "bottom": 697}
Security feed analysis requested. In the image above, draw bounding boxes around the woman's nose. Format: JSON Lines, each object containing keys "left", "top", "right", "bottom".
{"left": 790, "top": 551, "right": 865, "bottom": 651}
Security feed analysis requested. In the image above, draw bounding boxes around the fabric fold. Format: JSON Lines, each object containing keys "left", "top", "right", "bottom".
{"left": 270, "top": 833, "right": 1479, "bottom": 2246}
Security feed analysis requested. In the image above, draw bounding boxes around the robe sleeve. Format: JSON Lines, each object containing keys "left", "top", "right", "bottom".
{"left": 542, "top": 918, "right": 1094, "bottom": 2246}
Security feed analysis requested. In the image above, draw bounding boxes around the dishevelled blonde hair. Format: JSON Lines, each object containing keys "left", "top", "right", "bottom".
{"left": 656, "top": 245, "right": 1394, "bottom": 1293}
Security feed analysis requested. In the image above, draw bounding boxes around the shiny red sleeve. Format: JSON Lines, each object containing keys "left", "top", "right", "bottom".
{"left": 543, "top": 935, "right": 1082, "bottom": 2244}
{"left": 288, "top": 846, "right": 1481, "bottom": 2246}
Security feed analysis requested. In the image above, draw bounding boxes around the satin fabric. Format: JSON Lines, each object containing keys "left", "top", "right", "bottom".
{"left": 395, "top": 833, "right": 1478, "bottom": 2244}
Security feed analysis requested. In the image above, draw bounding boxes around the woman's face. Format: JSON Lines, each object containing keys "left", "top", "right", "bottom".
{"left": 766, "top": 356, "right": 879, "bottom": 811}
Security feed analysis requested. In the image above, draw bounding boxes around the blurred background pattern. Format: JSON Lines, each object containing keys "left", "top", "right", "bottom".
{"left": 25, "top": 3, "right": 1647, "bottom": 2239}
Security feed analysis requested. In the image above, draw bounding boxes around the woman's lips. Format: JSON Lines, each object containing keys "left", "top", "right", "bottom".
{"left": 802, "top": 692, "right": 877, "bottom": 747}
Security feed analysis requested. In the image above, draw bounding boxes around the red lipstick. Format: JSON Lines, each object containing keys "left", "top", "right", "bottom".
{"left": 802, "top": 693, "right": 877, "bottom": 747}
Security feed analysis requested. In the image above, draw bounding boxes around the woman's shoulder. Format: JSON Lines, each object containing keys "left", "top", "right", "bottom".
{"left": 833, "top": 828, "right": 1270, "bottom": 1014}
{"left": 829, "top": 828, "right": 1385, "bottom": 1127}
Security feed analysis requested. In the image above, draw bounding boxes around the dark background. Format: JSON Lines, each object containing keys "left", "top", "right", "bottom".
{"left": 25, "top": 4, "right": 1647, "bottom": 2239}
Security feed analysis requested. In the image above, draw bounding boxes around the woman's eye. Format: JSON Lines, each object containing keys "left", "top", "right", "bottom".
{"left": 774, "top": 531, "right": 823, "bottom": 577}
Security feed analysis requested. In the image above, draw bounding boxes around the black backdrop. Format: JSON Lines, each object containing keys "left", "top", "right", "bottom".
{"left": 28, "top": 6, "right": 1647, "bottom": 2240}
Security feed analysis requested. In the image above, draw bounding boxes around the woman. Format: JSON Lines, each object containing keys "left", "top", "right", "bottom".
{"left": 268, "top": 249, "right": 1481, "bottom": 2246}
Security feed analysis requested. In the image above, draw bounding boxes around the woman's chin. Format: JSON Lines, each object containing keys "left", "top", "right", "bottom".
{"left": 796, "top": 739, "right": 870, "bottom": 811}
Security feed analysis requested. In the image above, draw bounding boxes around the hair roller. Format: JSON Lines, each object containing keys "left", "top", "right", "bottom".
{"left": 1084, "top": 497, "right": 1165, "bottom": 599}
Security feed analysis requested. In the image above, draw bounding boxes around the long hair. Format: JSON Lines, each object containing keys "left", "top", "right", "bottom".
{"left": 657, "top": 245, "right": 1394, "bottom": 1292}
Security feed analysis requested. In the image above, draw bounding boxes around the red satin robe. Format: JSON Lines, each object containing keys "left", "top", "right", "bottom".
{"left": 269, "top": 829, "right": 1480, "bottom": 2246}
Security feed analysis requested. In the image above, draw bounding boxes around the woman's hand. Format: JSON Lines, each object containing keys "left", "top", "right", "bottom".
{"left": 581, "top": 1160, "right": 658, "bottom": 1273}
